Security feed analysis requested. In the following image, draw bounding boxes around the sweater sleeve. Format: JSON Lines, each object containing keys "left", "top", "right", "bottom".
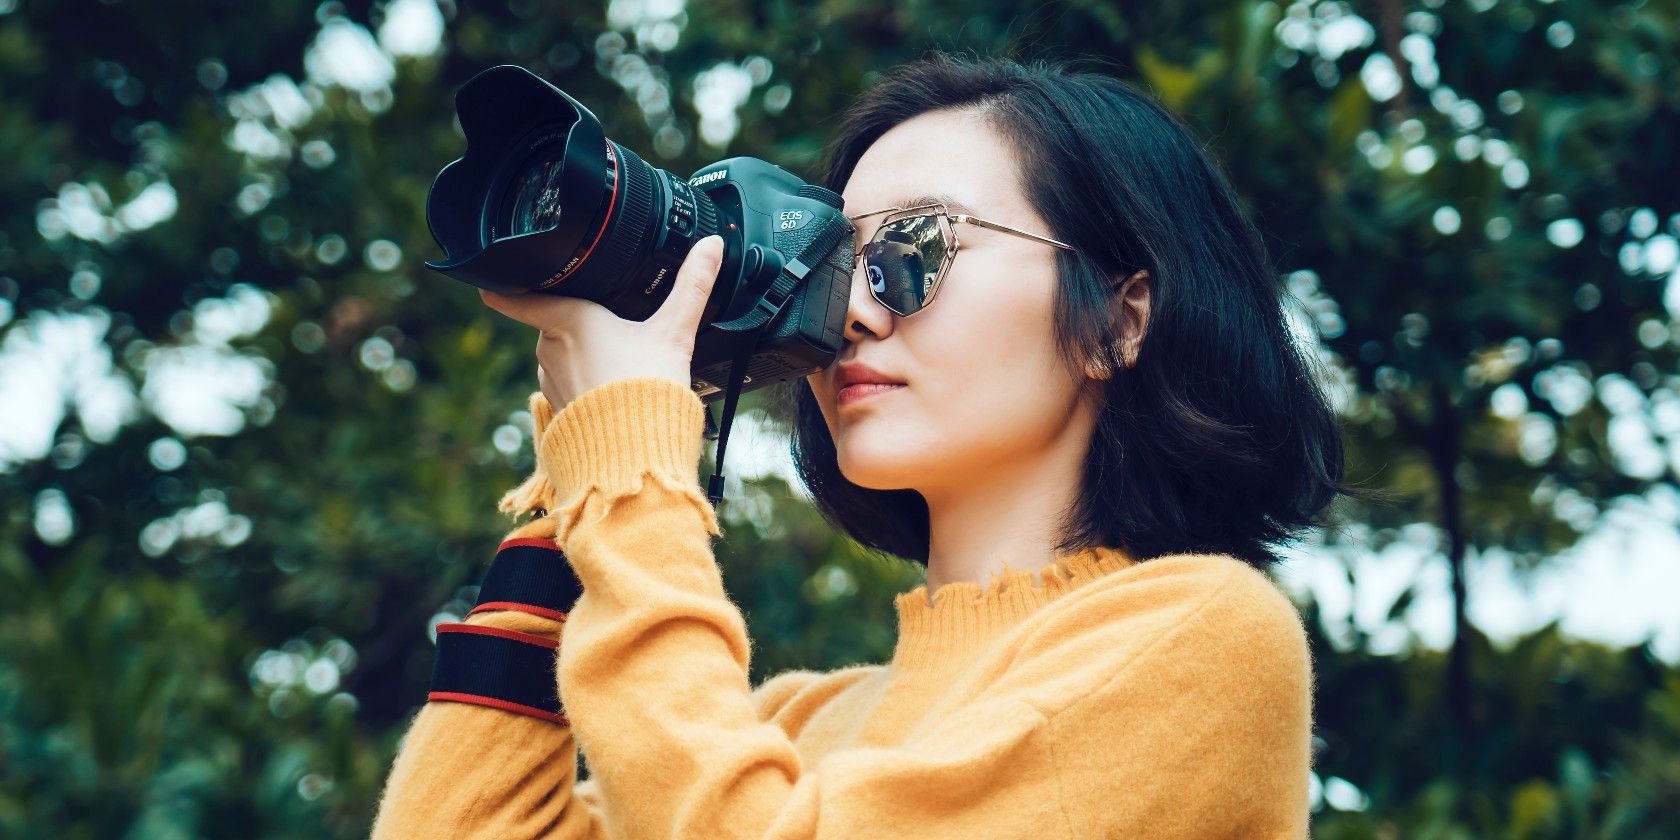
{"left": 368, "top": 385, "right": 605, "bottom": 839}
{"left": 366, "top": 576, "right": 858, "bottom": 839}
{"left": 367, "top": 506, "right": 606, "bottom": 840}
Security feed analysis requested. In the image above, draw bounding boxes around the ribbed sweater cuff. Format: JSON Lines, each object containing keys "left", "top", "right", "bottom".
{"left": 534, "top": 377, "right": 721, "bottom": 539}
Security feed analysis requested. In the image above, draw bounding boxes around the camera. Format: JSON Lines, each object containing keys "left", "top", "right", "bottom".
{"left": 424, "top": 65, "right": 854, "bottom": 404}
{"left": 424, "top": 65, "right": 856, "bottom": 507}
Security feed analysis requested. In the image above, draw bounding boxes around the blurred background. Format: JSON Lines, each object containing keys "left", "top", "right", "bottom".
{"left": 1, "top": 0, "right": 1677, "bottom": 836}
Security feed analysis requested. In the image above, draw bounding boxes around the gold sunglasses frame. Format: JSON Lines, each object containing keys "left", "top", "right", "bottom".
{"left": 846, "top": 202, "right": 1077, "bottom": 317}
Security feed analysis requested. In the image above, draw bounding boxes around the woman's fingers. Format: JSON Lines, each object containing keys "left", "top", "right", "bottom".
{"left": 480, "top": 238, "right": 723, "bottom": 410}
{"left": 650, "top": 235, "right": 725, "bottom": 343}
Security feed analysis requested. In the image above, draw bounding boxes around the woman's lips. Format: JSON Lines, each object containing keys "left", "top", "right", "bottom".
{"left": 837, "top": 383, "right": 906, "bottom": 408}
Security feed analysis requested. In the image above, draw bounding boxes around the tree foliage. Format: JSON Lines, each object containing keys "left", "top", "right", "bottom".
{"left": 1, "top": 0, "right": 1677, "bottom": 836}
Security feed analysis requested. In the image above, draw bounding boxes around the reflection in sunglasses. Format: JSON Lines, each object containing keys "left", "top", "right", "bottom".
{"left": 865, "top": 236, "right": 928, "bottom": 315}
{"left": 857, "top": 213, "right": 948, "bottom": 316}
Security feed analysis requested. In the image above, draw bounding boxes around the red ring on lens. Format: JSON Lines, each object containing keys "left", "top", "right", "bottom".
{"left": 537, "top": 138, "right": 621, "bottom": 290}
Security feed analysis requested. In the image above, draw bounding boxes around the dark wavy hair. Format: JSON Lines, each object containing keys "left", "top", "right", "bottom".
{"left": 770, "top": 51, "right": 1371, "bottom": 571}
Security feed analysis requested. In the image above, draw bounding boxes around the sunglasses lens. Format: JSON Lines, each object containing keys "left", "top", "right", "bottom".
{"left": 863, "top": 214, "right": 948, "bottom": 315}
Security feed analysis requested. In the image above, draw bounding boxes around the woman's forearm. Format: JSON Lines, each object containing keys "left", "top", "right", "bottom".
{"left": 370, "top": 459, "right": 605, "bottom": 840}
{"left": 369, "top": 593, "right": 605, "bottom": 839}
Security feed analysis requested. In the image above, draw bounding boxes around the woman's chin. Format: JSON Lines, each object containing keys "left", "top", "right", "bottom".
{"left": 835, "top": 450, "right": 929, "bottom": 492}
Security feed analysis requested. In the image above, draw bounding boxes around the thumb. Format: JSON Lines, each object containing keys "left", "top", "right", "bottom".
{"left": 656, "top": 234, "right": 724, "bottom": 336}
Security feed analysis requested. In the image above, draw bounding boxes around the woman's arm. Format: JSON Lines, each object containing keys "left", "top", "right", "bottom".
{"left": 368, "top": 495, "right": 607, "bottom": 839}
{"left": 368, "top": 616, "right": 602, "bottom": 840}
{"left": 368, "top": 387, "right": 865, "bottom": 840}
{"left": 364, "top": 542, "right": 856, "bottom": 838}
{"left": 369, "top": 388, "right": 598, "bottom": 839}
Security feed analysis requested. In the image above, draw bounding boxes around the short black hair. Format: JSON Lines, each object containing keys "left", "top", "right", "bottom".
{"left": 773, "top": 51, "right": 1372, "bottom": 571}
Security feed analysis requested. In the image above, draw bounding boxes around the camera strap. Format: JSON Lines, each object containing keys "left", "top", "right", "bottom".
{"left": 704, "top": 221, "right": 850, "bottom": 511}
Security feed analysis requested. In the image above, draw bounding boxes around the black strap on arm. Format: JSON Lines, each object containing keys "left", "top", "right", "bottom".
{"left": 425, "top": 536, "right": 582, "bottom": 725}
{"left": 465, "top": 537, "right": 583, "bottom": 621}
{"left": 427, "top": 623, "right": 567, "bottom": 725}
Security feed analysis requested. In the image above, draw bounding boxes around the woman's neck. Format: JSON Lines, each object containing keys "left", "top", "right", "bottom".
{"left": 919, "top": 402, "right": 1097, "bottom": 598}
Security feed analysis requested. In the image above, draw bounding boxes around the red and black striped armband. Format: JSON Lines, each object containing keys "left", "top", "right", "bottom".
{"left": 428, "top": 624, "right": 568, "bottom": 725}
{"left": 466, "top": 537, "right": 583, "bottom": 622}
{"left": 424, "top": 537, "right": 582, "bottom": 725}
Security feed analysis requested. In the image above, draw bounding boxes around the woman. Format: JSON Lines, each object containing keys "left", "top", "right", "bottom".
{"left": 373, "top": 52, "right": 1357, "bottom": 838}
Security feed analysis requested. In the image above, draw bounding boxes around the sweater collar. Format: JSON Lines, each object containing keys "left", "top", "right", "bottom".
{"left": 889, "top": 545, "right": 1138, "bottom": 668}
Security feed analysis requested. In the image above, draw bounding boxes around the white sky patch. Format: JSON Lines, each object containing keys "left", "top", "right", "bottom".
{"left": 1360, "top": 52, "right": 1401, "bottom": 103}
{"left": 114, "top": 182, "right": 179, "bottom": 232}
{"left": 140, "top": 497, "right": 253, "bottom": 557}
{"left": 378, "top": 0, "right": 445, "bottom": 58}
{"left": 257, "top": 74, "right": 315, "bottom": 129}
{"left": 719, "top": 407, "right": 806, "bottom": 498}
{"left": 228, "top": 119, "right": 290, "bottom": 160}
{"left": 1646, "top": 235, "right": 1680, "bottom": 275}
{"left": 1274, "top": 3, "right": 1375, "bottom": 61}
{"left": 1281, "top": 273, "right": 1357, "bottom": 415}
{"left": 0, "top": 309, "right": 140, "bottom": 469}
{"left": 305, "top": 18, "right": 395, "bottom": 94}
{"left": 608, "top": 0, "right": 687, "bottom": 52}
{"left": 223, "top": 74, "right": 330, "bottom": 163}
{"left": 1607, "top": 414, "right": 1668, "bottom": 480}
{"left": 693, "top": 61, "right": 755, "bottom": 148}
{"left": 1315, "top": 15, "right": 1375, "bottom": 61}
{"left": 1489, "top": 382, "right": 1527, "bottom": 419}
{"left": 140, "top": 347, "right": 270, "bottom": 437}
{"left": 138, "top": 285, "right": 277, "bottom": 437}
{"left": 1534, "top": 363, "right": 1594, "bottom": 416}
{"left": 1274, "top": 485, "right": 1680, "bottom": 663}
{"left": 0, "top": 286, "right": 277, "bottom": 469}
{"left": 36, "top": 179, "right": 180, "bottom": 246}
{"left": 1401, "top": 32, "right": 1439, "bottom": 87}
{"left": 1547, "top": 218, "right": 1585, "bottom": 248}
{"left": 191, "top": 284, "right": 273, "bottom": 346}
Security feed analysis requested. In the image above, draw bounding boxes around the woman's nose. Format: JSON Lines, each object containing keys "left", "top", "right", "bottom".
{"left": 842, "top": 249, "right": 895, "bottom": 344}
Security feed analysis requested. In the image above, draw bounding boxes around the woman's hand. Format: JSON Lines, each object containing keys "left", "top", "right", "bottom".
{"left": 480, "top": 235, "right": 725, "bottom": 413}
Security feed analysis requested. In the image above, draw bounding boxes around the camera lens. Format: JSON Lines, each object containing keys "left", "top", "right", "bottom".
{"left": 425, "top": 66, "right": 722, "bottom": 318}
{"left": 506, "top": 154, "right": 568, "bottom": 237}
{"left": 527, "top": 138, "right": 720, "bottom": 312}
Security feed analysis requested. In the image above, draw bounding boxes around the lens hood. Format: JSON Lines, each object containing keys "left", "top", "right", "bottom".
{"left": 424, "top": 65, "right": 615, "bottom": 294}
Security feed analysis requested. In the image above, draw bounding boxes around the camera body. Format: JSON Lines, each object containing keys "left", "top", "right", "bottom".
{"left": 681, "top": 157, "right": 854, "bottom": 402}
{"left": 423, "top": 65, "right": 855, "bottom": 405}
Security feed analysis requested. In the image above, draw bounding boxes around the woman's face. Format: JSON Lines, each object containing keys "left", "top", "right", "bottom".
{"left": 806, "top": 107, "right": 1099, "bottom": 498}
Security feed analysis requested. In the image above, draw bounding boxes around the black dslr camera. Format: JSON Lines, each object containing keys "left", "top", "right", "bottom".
{"left": 424, "top": 65, "right": 855, "bottom": 508}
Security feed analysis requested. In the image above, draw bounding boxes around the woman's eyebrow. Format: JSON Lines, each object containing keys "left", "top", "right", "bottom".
{"left": 897, "top": 193, "right": 978, "bottom": 215}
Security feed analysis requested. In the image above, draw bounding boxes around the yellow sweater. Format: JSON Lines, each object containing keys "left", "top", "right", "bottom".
{"left": 370, "top": 377, "right": 1315, "bottom": 839}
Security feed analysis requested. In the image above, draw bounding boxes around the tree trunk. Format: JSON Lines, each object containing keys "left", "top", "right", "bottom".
{"left": 1387, "top": 383, "right": 1477, "bottom": 767}
{"left": 1426, "top": 383, "right": 1475, "bottom": 750}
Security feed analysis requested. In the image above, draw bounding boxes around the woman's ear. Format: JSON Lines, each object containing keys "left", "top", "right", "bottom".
{"left": 1086, "top": 269, "right": 1151, "bottom": 380}
{"left": 1115, "top": 269, "right": 1151, "bottom": 368}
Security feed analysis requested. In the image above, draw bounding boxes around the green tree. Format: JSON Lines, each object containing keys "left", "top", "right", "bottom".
{"left": 2, "top": 0, "right": 1677, "bottom": 836}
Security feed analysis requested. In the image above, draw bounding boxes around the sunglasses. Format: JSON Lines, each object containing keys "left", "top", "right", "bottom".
{"left": 846, "top": 202, "right": 1078, "bottom": 317}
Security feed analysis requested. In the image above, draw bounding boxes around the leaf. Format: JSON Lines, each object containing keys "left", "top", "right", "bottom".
{"left": 1328, "top": 77, "right": 1372, "bottom": 158}
{"left": 1135, "top": 46, "right": 1203, "bottom": 111}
